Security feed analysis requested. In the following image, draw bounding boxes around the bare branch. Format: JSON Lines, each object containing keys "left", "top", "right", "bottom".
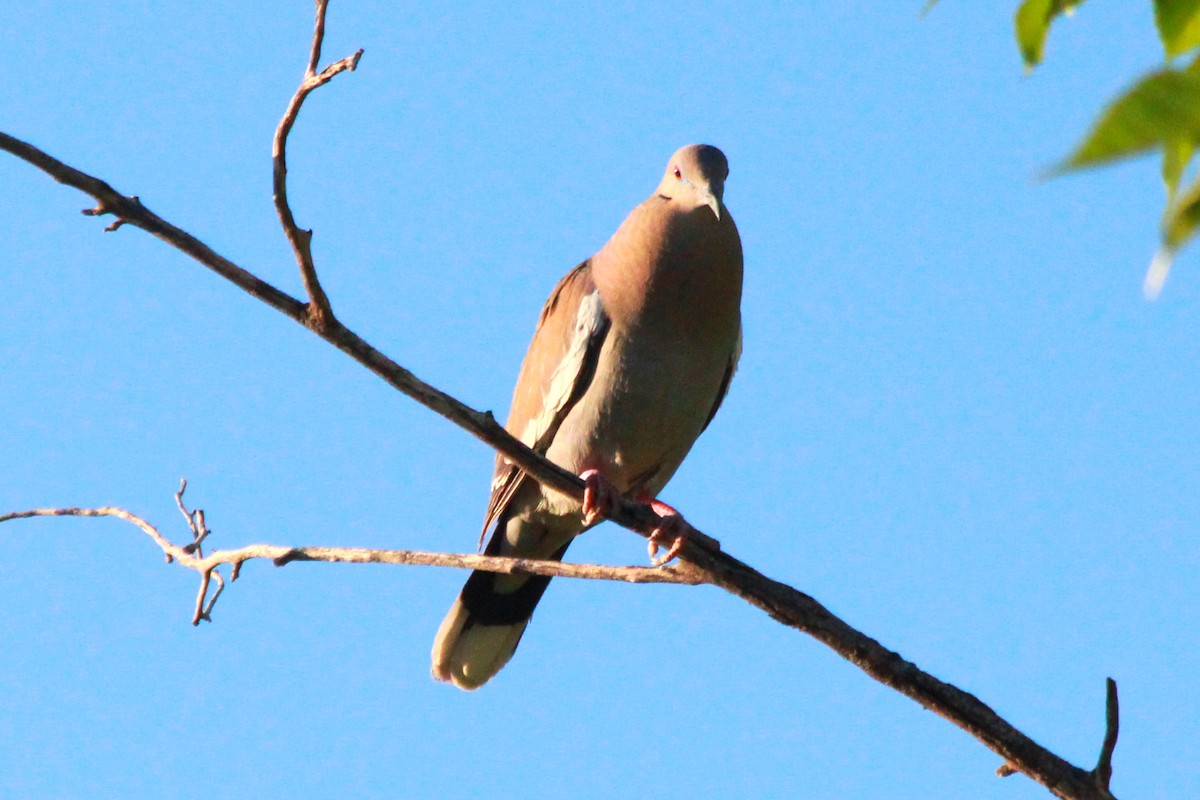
{"left": 0, "top": 504, "right": 699, "bottom": 624}
{"left": 174, "top": 478, "right": 211, "bottom": 556}
{"left": 0, "top": 506, "right": 700, "bottom": 585}
{"left": 174, "top": 478, "right": 192, "bottom": 529}
{"left": 4, "top": 132, "right": 307, "bottom": 321}
{"left": 194, "top": 566, "right": 216, "bottom": 624}
{"left": 1092, "top": 678, "right": 1119, "bottom": 796}
{"left": 273, "top": 0, "right": 363, "bottom": 329}
{"left": 307, "top": 0, "right": 329, "bottom": 75}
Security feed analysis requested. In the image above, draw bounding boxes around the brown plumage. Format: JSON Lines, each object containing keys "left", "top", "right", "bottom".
{"left": 431, "top": 144, "right": 743, "bottom": 689}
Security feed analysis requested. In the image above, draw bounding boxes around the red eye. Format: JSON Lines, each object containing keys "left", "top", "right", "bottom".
{"left": 673, "top": 166, "right": 682, "bottom": 180}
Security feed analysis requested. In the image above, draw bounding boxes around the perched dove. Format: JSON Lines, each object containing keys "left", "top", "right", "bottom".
{"left": 431, "top": 144, "right": 743, "bottom": 690}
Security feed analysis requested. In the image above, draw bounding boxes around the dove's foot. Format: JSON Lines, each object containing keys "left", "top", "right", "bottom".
{"left": 641, "top": 497, "right": 693, "bottom": 566}
{"left": 581, "top": 469, "right": 621, "bottom": 526}
{"left": 581, "top": 472, "right": 693, "bottom": 565}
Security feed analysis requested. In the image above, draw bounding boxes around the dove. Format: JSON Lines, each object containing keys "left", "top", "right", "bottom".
{"left": 432, "top": 144, "right": 743, "bottom": 689}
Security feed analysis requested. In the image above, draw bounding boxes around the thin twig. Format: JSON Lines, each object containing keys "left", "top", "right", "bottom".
{"left": 174, "top": 478, "right": 192, "bottom": 529}
{"left": 1092, "top": 678, "right": 1119, "bottom": 796}
{"left": 0, "top": 504, "right": 700, "bottom": 628}
{"left": 191, "top": 509, "right": 208, "bottom": 554}
{"left": 193, "top": 567, "right": 214, "bottom": 624}
{"left": 0, "top": 506, "right": 701, "bottom": 587}
{"left": 174, "top": 478, "right": 210, "bottom": 555}
{"left": 198, "top": 567, "right": 226, "bottom": 624}
{"left": 272, "top": 0, "right": 363, "bottom": 329}
{"left": 307, "top": 0, "right": 328, "bottom": 75}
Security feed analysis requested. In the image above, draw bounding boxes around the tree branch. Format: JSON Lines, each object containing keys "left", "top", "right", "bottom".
{"left": 0, "top": 2, "right": 1120, "bottom": 797}
{"left": 273, "top": 0, "right": 362, "bottom": 329}
{"left": 0, "top": 503, "right": 700, "bottom": 627}
{"left": 1092, "top": 678, "right": 1120, "bottom": 797}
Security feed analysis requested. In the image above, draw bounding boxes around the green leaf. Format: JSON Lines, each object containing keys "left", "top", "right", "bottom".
{"left": 1058, "top": 67, "right": 1200, "bottom": 172}
{"left": 1154, "top": 0, "right": 1200, "bottom": 58}
{"left": 1163, "top": 173, "right": 1200, "bottom": 248}
{"left": 1162, "top": 138, "right": 1194, "bottom": 199}
{"left": 1015, "top": 0, "right": 1086, "bottom": 69}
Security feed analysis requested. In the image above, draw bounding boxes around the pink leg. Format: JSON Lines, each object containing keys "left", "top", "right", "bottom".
{"left": 580, "top": 469, "right": 620, "bottom": 526}
{"left": 639, "top": 496, "right": 695, "bottom": 566}
{"left": 580, "top": 472, "right": 694, "bottom": 565}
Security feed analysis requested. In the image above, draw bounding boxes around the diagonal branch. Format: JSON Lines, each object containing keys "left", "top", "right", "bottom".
{"left": 0, "top": 2, "right": 1120, "bottom": 797}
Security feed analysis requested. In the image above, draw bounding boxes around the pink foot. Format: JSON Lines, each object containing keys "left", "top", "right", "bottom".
{"left": 580, "top": 469, "right": 621, "bottom": 526}
{"left": 642, "top": 497, "right": 694, "bottom": 566}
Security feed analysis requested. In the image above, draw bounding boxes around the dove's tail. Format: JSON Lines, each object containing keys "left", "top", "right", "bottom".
{"left": 431, "top": 540, "right": 571, "bottom": 690}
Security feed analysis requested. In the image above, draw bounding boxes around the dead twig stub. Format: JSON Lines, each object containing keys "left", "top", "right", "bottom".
{"left": 1092, "top": 678, "right": 1120, "bottom": 796}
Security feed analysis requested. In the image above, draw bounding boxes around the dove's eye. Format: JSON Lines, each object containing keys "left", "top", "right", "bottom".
{"left": 673, "top": 166, "right": 682, "bottom": 180}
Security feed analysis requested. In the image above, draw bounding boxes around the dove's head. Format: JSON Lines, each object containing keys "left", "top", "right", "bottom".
{"left": 658, "top": 144, "right": 729, "bottom": 220}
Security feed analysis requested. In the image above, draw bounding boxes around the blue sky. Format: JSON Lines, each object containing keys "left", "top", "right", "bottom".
{"left": 2, "top": 2, "right": 1196, "bottom": 798}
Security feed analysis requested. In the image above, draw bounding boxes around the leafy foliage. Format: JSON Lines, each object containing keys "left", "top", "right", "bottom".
{"left": 1013, "top": 0, "right": 1200, "bottom": 296}
{"left": 1014, "top": 0, "right": 1086, "bottom": 69}
{"left": 1155, "top": 0, "right": 1200, "bottom": 58}
{"left": 928, "top": 2, "right": 1200, "bottom": 294}
{"left": 1059, "top": 67, "right": 1200, "bottom": 172}
{"left": 1162, "top": 137, "right": 1196, "bottom": 199}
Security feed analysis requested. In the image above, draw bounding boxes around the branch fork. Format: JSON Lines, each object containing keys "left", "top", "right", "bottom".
{"left": 82, "top": 194, "right": 147, "bottom": 231}
{"left": 271, "top": 0, "right": 363, "bottom": 331}
{"left": 0, "top": 486, "right": 702, "bottom": 629}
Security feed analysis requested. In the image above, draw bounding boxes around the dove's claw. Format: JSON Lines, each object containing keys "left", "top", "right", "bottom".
{"left": 581, "top": 469, "right": 620, "bottom": 526}
{"left": 644, "top": 498, "right": 692, "bottom": 566}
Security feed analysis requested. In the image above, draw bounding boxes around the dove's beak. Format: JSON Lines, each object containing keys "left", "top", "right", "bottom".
{"left": 704, "top": 190, "right": 722, "bottom": 221}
